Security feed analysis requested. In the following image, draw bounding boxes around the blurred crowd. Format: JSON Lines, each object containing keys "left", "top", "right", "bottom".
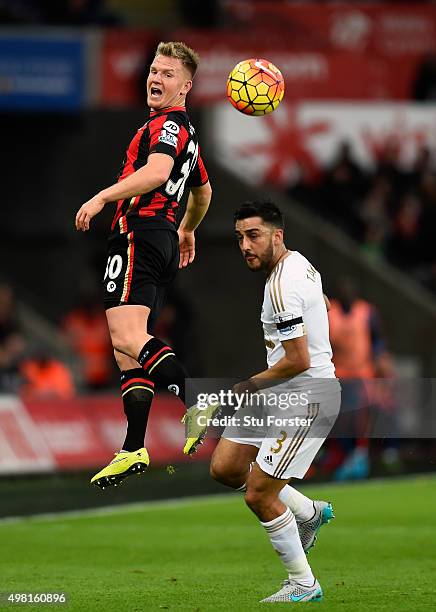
{"left": 0, "top": 282, "right": 77, "bottom": 398}
{"left": 289, "top": 142, "right": 436, "bottom": 295}
{"left": 0, "top": 281, "right": 198, "bottom": 399}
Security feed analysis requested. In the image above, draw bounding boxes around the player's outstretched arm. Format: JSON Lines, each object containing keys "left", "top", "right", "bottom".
{"left": 178, "top": 181, "right": 212, "bottom": 268}
{"left": 75, "top": 153, "right": 174, "bottom": 231}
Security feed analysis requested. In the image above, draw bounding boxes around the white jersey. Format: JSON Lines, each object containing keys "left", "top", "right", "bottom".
{"left": 261, "top": 251, "right": 335, "bottom": 380}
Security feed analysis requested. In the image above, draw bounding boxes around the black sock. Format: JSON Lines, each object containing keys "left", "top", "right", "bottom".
{"left": 120, "top": 368, "right": 155, "bottom": 452}
{"left": 138, "top": 337, "right": 187, "bottom": 404}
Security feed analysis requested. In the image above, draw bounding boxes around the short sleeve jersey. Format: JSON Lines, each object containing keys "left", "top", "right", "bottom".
{"left": 111, "top": 105, "right": 208, "bottom": 235}
{"left": 261, "top": 251, "right": 335, "bottom": 379}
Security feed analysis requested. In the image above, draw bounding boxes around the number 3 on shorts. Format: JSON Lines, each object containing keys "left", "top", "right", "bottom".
{"left": 270, "top": 430, "right": 287, "bottom": 454}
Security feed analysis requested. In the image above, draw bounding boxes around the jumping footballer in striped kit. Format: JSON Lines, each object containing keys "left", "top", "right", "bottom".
{"left": 75, "top": 42, "right": 212, "bottom": 489}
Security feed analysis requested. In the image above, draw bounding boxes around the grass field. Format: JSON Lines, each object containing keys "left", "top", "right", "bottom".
{"left": 1, "top": 475, "right": 435, "bottom": 611}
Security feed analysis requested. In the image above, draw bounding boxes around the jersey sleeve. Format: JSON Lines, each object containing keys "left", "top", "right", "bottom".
{"left": 270, "top": 276, "right": 306, "bottom": 341}
{"left": 189, "top": 147, "right": 209, "bottom": 187}
{"left": 148, "top": 114, "right": 189, "bottom": 160}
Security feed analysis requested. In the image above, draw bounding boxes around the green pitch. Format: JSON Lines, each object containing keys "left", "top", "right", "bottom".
{"left": 1, "top": 475, "right": 435, "bottom": 611}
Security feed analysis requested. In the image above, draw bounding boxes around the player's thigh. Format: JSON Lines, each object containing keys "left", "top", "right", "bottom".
{"left": 210, "top": 438, "right": 258, "bottom": 480}
{"left": 148, "top": 285, "right": 169, "bottom": 332}
{"left": 102, "top": 230, "right": 177, "bottom": 313}
{"left": 148, "top": 232, "right": 179, "bottom": 330}
{"left": 106, "top": 304, "right": 150, "bottom": 347}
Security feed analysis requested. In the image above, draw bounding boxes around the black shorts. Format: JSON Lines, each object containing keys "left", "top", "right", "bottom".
{"left": 103, "top": 229, "right": 179, "bottom": 324}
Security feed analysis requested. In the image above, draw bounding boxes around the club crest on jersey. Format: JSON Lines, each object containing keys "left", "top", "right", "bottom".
{"left": 159, "top": 129, "right": 178, "bottom": 147}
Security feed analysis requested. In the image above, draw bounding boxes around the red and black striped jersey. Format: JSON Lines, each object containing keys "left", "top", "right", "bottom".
{"left": 111, "top": 105, "right": 208, "bottom": 234}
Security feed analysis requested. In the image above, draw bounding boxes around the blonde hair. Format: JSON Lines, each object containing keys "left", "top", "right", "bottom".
{"left": 155, "top": 41, "right": 199, "bottom": 78}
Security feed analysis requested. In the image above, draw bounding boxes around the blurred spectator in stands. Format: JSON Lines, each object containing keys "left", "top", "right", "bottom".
{"left": 0, "top": 283, "right": 25, "bottom": 393}
{"left": 413, "top": 53, "right": 436, "bottom": 101}
{"left": 62, "top": 294, "right": 114, "bottom": 391}
{"left": 287, "top": 138, "right": 436, "bottom": 295}
{"left": 417, "top": 168, "right": 436, "bottom": 267}
{"left": 386, "top": 192, "right": 422, "bottom": 270}
{"left": 410, "top": 146, "right": 433, "bottom": 189}
{"left": 320, "top": 141, "right": 367, "bottom": 237}
{"left": 328, "top": 277, "right": 396, "bottom": 480}
{"left": 358, "top": 173, "right": 391, "bottom": 249}
{"left": 374, "top": 139, "right": 410, "bottom": 200}
{"left": 20, "top": 352, "right": 74, "bottom": 399}
{"left": 360, "top": 222, "right": 386, "bottom": 262}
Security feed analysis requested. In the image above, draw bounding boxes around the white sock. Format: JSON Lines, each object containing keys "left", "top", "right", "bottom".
{"left": 261, "top": 508, "right": 315, "bottom": 586}
{"left": 278, "top": 485, "right": 315, "bottom": 522}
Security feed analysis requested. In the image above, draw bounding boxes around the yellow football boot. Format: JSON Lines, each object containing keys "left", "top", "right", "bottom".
{"left": 90, "top": 448, "right": 150, "bottom": 489}
{"left": 182, "top": 402, "right": 221, "bottom": 455}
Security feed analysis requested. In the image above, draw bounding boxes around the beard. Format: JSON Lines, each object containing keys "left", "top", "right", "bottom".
{"left": 246, "top": 242, "right": 274, "bottom": 272}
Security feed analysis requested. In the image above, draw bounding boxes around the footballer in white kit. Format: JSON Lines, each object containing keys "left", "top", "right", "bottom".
{"left": 201, "top": 200, "right": 341, "bottom": 604}
{"left": 236, "top": 248, "right": 341, "bottom": 480}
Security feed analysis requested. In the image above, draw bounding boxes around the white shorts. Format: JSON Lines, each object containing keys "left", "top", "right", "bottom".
{"left": 223, "top": 378, "right": 341, "bottom": 480}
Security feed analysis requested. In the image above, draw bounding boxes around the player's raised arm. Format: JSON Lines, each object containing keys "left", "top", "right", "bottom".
{"left": 177, "top": 180, "right": 212, "bottom": 268}
{"left": 75, "top": 153, "right": 174, "bottom": 231}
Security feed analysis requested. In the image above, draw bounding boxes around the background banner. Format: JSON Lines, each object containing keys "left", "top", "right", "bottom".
{"left": 0, "top": 34, "right": 85, "bottom": 110}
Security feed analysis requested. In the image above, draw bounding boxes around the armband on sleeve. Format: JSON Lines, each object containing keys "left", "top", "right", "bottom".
{"left": 273, "top": 313, "right": 306, "bottom": 340}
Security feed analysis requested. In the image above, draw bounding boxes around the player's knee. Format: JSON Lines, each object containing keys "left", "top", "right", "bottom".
{"left": 209, "top": 458, "right": 242, "bottom": 488}
{"left": 209, "top": 458, "right": 231, "bottom": 485}
{"left": 109, "top": 329, "right": 136, "bottom": 358}
{"left": 114, "top": 350, "right": 136, "bottom": 371}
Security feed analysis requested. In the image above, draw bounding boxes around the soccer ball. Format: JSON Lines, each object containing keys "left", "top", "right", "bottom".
{"left": 226, "top": 58, "right": 285, "bottom": 116}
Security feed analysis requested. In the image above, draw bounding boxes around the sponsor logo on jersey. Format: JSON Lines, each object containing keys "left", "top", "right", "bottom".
{"left": 159, "top": 130, "right": 178, "bottom": 147}
{"left": 163, "top": 120, "right": 180, "bottom": 134}
{"left": 263, "top": 455, "right": 273, "bottom": 466}
{"left": 107, "top": 281, "right": 116, "bottom": 292}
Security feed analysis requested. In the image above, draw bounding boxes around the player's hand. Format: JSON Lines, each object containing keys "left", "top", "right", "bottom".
{"left": 233, "top": 378, "right": 259, "bottom": 396}
{"left": 178, "top": 229, "right": 195, "bottom": 268}
{"left": 75, "top": 194, "right": 105, "bottom": 231}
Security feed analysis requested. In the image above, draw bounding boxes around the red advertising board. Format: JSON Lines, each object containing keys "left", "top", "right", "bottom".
{"left": 98, "top": 5, "right": 435, "bottom": 106}
{"left": 168, "top": 28, "right": 424, "bottom": 103}
{"left": 100, "top": 29, "right": 156, "bottom": 106}
{"left": 224, "top": 2, "right": 436, "bottom": 57}
{"left": 0, "top": 394, "right": 214, "bottom": 475}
